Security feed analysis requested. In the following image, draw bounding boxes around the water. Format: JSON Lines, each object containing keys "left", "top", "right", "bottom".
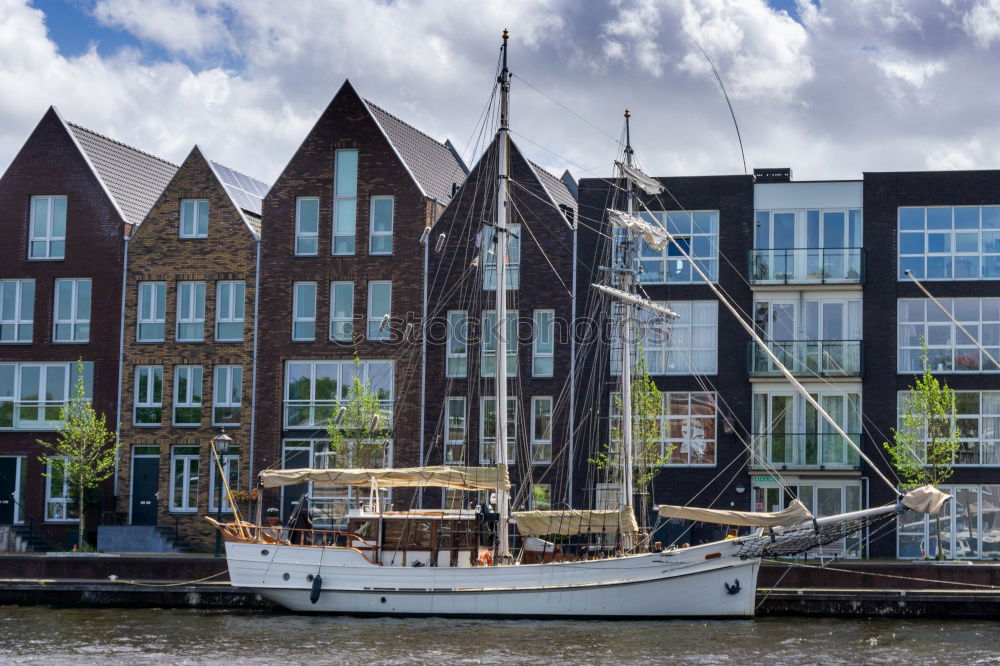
{"left": 0, "top": 607, "right": 997, "bottom": 664}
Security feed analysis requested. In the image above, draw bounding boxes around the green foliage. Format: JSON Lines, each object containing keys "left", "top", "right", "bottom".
{"left": 38, "top": 360, "right": 119, "bottom": 549}
{"left": 325, "top": 356, "right": 389, "bottom": 468}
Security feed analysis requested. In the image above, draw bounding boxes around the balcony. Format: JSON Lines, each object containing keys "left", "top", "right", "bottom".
{"left": 750, "top": 432, "right": 862, "bottom": 470}
{"left": 748, "top": 248, "right": 864, "bottom": 285}
{"left": 748, "top": 340, "right": 863, "bottom": 378}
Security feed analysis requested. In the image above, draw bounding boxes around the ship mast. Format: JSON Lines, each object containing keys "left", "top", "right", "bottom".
{"left": 495, "top": 28, "right": 512, "bottom": 562}
{"left": 619, "top": 109, "right": 636, "bottom": 518}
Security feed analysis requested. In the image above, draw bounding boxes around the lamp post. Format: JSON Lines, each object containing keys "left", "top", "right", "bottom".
{"left": 212, "top": 429, "right": 232, "bottom": 558}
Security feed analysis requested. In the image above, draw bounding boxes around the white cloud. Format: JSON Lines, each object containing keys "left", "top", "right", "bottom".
{"left": 92, "top": 0, "right": 231, "bottom": 55}
{"left": 963, "top": 0, "right": 1000, "bottom": 47}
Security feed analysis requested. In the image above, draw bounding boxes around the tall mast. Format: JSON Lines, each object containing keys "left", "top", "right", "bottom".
{"left": 619, "top": 109, "right": 636, "bottom": 516}
{"left": 495, "top": 28, "right": 511, "bottom": 562}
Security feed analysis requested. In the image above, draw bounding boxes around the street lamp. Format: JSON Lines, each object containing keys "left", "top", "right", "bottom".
{"left": 213, "top": 429, "right": 233, "bottom": 558}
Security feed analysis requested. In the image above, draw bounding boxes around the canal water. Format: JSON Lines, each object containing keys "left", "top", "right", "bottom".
{"left": 0, "top": 607, "right": 997, "bottom": 664}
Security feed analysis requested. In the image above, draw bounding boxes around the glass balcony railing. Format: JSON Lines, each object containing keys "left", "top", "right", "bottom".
{"left": 750, "top": 432, "right": 862, "bottom": 469}
{"left": 748, "top": 248, "right": 864, "bottom": 284}
{"left": 748, "top": 340, "right": 863, "bottom": 377}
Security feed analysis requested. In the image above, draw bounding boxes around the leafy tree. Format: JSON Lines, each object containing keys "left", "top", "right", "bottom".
{"left": 38, "top": 361, "right": 118, "bottom": 549}
{"left": 883, "top": 342, "right": 959, "bottom": 559}
{"left": 325, "top": 357, "right": 389, "bottom": 469}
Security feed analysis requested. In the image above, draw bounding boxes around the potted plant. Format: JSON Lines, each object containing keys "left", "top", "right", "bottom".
{"left": 266, "top": 507, "right": 280, "bottom": 527}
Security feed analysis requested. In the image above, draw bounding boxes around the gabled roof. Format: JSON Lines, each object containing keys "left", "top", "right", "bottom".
{"left": 64, "top": 120, "right": 178, "bottom": 227}
{"left": 365, "top": 100, "right": 468, "bottom": 204}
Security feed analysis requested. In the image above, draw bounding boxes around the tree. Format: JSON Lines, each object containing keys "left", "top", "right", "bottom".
{"left": 38, "top": 361, "right": 118, "bottom": 549}
{"left": 325, "top": 357, "right": 390, "bottom": 470}
{"left": 883, "top": 342, "right": 959, "bottom": 560}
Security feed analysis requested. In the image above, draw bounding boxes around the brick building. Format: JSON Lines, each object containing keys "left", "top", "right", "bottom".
{"left": 0, "top": 107, "right": 175, "bottom": 548}
{"left": 116, "top": 146, "right": 265, "bottom": 550}
{"left": 254, "top": 81, "right": 466, "bottom": 523}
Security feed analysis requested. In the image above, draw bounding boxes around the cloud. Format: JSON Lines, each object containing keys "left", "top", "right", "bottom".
{"left": 91, "top": 0, "right": 231, "bottom": 55}
{"left": 963, "top": 0, "right": 1000, "bottom": 47}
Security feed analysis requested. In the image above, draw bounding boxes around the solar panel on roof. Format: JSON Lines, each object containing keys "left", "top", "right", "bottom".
{"left": 211, "top": 161, "right": 268, "bottom": 215}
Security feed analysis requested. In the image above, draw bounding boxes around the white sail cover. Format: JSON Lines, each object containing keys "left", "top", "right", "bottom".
{"left": 607, "top": 208, "right": 669, "bottom": 251}
{"left": 260, "top": 465, "right": 510, "bottom": 491}
{"left": 593, "top": 284, "right": 679, "bottom": 318}
{"left": 512, "top": 508, "right": 639, "bottom": 536}
{"left": 658, "top": 498, "right": 813, "bottom": 528}
{"left": 615, "top": 161, "right": 664, "bottom": 195}
{"left": 901, "top": 484, "right": 951, "bottom": 516}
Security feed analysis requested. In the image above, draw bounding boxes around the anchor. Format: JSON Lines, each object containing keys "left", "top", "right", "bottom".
{"left": 724, "top": 579, "right": 741, "bottom": 595}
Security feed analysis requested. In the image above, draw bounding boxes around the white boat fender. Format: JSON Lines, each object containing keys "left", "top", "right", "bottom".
{"left": 310, "top": 574, "right": 323, "bottom": 604}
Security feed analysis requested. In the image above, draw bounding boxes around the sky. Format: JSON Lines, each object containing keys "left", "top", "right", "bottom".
{"left": 3, "top": 0, "right": 1000, "bottom": 186}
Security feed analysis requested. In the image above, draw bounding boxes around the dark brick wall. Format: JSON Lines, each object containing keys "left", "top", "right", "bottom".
{"left": 118, "top": 146, "right": 259, "bottom": 550}
{"left": 255, "top": 81, "right": 433, "bottom": 514}
{"left": 575, "top": 175, "right": 755, "bottom": 523}
{"left": 0, "top": 108, "right": 127, "bottom": 546}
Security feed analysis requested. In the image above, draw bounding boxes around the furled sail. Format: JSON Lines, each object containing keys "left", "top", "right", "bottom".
{"left": 615, "top": 161, "right": 664, "bottom": 195}
{"left": 658, "top": 498, "right": 813, "bottom": 528}
{"left": 260, "top": 465, "right": 509, "bottom": 491}
{"left": 900, "top": 484, "right": 951, "bottom": 516}
{"left": 593, "top": 283, "right": 679, "bottom": 318}
{"left": 512, "top": 508, "right": 639, "bottom": 536}
{"left": 607, "top": 208, "right": 668, "bottom": 251}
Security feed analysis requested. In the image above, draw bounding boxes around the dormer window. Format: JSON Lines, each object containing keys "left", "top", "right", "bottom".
{"left": 29, "top": 196, "right": 66, "bottom": 260}
{"left": 180, "top": 199, "right": 208, "bottom": 238}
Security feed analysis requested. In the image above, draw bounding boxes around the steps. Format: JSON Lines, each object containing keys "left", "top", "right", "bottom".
{"left": 97, "top": 526, "right": 195, "bottom": 553}
{"left": 8, "top": 525, "right": 54, "bottom": 552}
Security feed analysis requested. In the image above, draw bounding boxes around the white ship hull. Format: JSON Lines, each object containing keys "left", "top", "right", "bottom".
{"left": 225, "top": 538, "right": 759, "bottom": 617}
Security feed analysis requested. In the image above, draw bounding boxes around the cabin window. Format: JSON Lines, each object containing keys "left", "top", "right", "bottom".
{"left": 170, "top": 445, "right": 200, "bottom": 512}
{"left": 445, "top": 397, "right": 466, "bottom": 464}
{"left": 483, "top": 223, "right": 520, "bottom": 290}
{"left": 176, "top": 281, "right": 206, "bottom": 342}
{"left": 216, "top": 281, "right": 245, "bottom": 341}
{"left": 292, "top": 282, "right": 317, "bottom": 341}
{"left": 366, "top": 281, "right": 391, "bottom": 341}
{"left": 329, "top": 281, "right": 354, "bottom": 342}
{"left": 369, "top": 196, "right": 394, "bottom": 255}
{"left": 137, "top": 282, "right": 166, "bottom": 342}
{"left": 333, "top": 149, "right": 358, "bottom": 255}
{"left": 532, "top": 309, "right": 554, "bottom": 377}
{"left": 173, "top": 365, "right": 203, "bottom": 426}
{"left": 480, "top": 310, "right": 517, "bottom": 378}
{"left": 180, "top": 199, "right": 209, "bottom": 238}
{"left": 28, "top": 196, "right": 66, "bottom": 260}
{"left": 0, "top": 279, "right": 34, "bottom": 343}
{"left": 133, "top": 365, "right": 163, "bottom": 426}
{"left": 295, "top": 197, "right": 320, "bottom": 256}
{"left": 213, "top": 365, "right": 242, "bottom": 426}
{"left": 446, "top": 311, "right": 468, "bottom": 377}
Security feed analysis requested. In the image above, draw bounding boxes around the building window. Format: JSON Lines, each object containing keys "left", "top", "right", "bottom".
{"left": 625, "top": 301, "right": 717, "bottom": 375}
{"left": 750, "top": 296, "right": 863, "bottom": 376}
{"left": 481, "top": 310, "right": 517, "bottom": 378}
{"left": 369, "top": 196, "right": 394, "bottom": 255}
{"left": 208, "top": 453, "right": 240, "bottom": 512}
{"left": 137, "top": 281, "right": 166, "bottom": 342}
{"left": 898, "top": 484, "right": 1000, "bottom": 559}
{"left": 295, "top": 197, "right": 319, "bottom": 256}
{"left": 180, "top": 199, "right": 208, "bottom": 238}
{"left": 752, "top": 208, "right": 863, "bottom": 283}
{"left": 215, "top": 281, "right": 245, "bottom": 341}
{"left": 329, "top": 281, "right": 354, "bottom": 342}
{"left": 897, "top": 390, "right": 1000, "bottom": 466}
{"left": 611, "top": 391, "right": 717, "bottom": 466}
{"left": 176, "top": 281, "right": 206, "bottom": 342}
{"left": 28, "top": 195, "right": 66, "bottom": 260}
{"left": 45, "top": 456, "right": 77, "bottom": 521}
{"left": 483, "top": 223, "right": 520, "bottom": 290}
{"left": 0, "top": 279, "right": 34, "bottom": 343}
{"left": 446, "top": 311, "right": 468, "bottom": 377}
{"left": 532, "top": 309, "right": 554, "bottom": 377}
{"left": 333, "top": 149, "right": 358, "bottom": 255}
{"left": 0, "top": 362, "right": 91, "bottom": 430}
{"left": 899, "top": 206, "right": 1000, "bottom": 280}
{"left": 213, "top": 365, "right": 242, "bottom": 426}
{"left": 445, "top": 397, "right": 466, "bottom": 464}
{"left": 284, "top": 360, "right": 393, "bottom": 429}
{"left": 898, "top": 298, "right": 1000, "bottom": 373}
{"left": 367, "top": 281, "right": 391, "bottom": 341}
{"left": 480, "top": 397, "right": 516, "bottom": 465}
{"left": 173, "top": 365, "right": 203, "bottom": 426}
{"left": 292, "top": 282, "right": 317, "bottom": 341}
{"left": 134, "top": 365, "right": 163, "bottom": 427}
{"left": 531, "top": 483, "right": 552, "bottom": 510}
{"left": 531, "top": 396, "right": 553, "bottom": 464}
{"left": 53, "top": 278, "right": 90, "bottom": 343}
{"left": 753, "top": 480, "right": 863, "bottom": 557}
{"left": 751, "top": 391, "right": 861, "bottom": 468}
{"left": 170, "top": 446, "right": 200, "bottom": 512}
{"left": 639, "top": 211, "right": 719, "bottom": 283}
{"left": 595, "top": 483, "right": 619, "bottom": 510}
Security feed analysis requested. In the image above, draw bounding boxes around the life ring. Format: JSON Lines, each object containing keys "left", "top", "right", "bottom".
{"left": 478, "top": 550, "right": 494, "bottom": 566}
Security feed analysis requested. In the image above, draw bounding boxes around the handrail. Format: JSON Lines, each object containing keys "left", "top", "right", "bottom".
{"left": 749, "top": 431, "right": 862, "bottom": 468}
{"left": 748, "top": 247, "right": 864, "bottom": 284}
{"left": 747, "top": 340, "right": 863, "bottom": 377}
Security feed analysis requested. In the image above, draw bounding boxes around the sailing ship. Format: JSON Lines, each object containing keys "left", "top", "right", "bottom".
{"left": 210, "top": 30, "right": 949, "bottom": 618}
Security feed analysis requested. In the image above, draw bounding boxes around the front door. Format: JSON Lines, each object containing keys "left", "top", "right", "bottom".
{"left": 0, "top": 458, "right": 16, "bottom": 524}
{"left": 131, "top": 456, "right": 160, "bottom": 525}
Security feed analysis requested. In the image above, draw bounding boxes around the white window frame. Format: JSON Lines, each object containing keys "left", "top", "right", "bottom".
{"left": 638, "top": 210, "right": 719, "bottom": 284}
{"left": 176, "top": 281, "right": 206, "bottom": 342}
{"left": 292, "top": 282, "right": 317, "bottom": 341}
{"left": 283, "top": 360, "right": 394, "bottom": 429}
{"left": 133, "top": 365, "right": 163, "bottom": 427}
{"left": 137, "top": 281, "right": 166, "bottom": 343}
{"left": 28, "top": 195, "right": 66, "bottom": 260}
{"left": 897, "top": 390, "right": 1000, "bottom": 467}
{"left": 367, "top": 281, "right": 391, "bottom": 341}
{"left": 329, "top": 281, "right": 354, "bottom": 342}
{"left": 173, "top": 365, "right": 203, "bottom": 427}
{"left": 898, "top": 206, "right": 1000, "bottom": 281}
{"left": 53, "top": 278, "right": 90, "bottom": 343}
{"left": 595, "top": 483, "right": 620, "bottom": 511}
{"left": 0, "top": 279, "right": 34, "bottom": 343}
{"left": 446, "top": 310, "right": 468, "bottom": 377}
{"left": 898, "top": 298, "right": 1000, "bottom": 373}
{"left": 369, "top": 195, "right": 394, "bottom": 255}
{"left": 444, "top": 396, "right": 466, "bottom": 464}
{"left": 483, "top": 223, "right": 520, "bottom": 290}
{"left": 481, "top": 310, "right": 517, "bottom": 378}
{"left": 295, "top": 197, "right": 320, "bottom": 256}
{"left": 479, "top": 396, "right": 516, "bottom": 465}
{"left": 333, "top": 149, "right": 358, "bottom": 256}
{"left": 208, "top": 453, "right": 240, "bottom": 513}
{"left": 180, "top": 199, "right": 209, "bottom": 238}
{"left": 620, "top": 301, "right": 716, "bottom": 375}
{"left": 532, "top": 309, "right": 554, "bottom": 377}
{"left": 169, "top": 445, "right": 200, "bottom": 513}
{"left": 0, "top": 362, "right": 89, "bottom": 431}
{"left": 215, "top": 280, "right": 245, "bottom": 342}
{"left": 530, "top": 396, "right": 553, "bottom": 464}
{"left": 213, "top": 365, "right": 242, "bottom": 426}
{"left": 45, "top": 456, "right": 77, "bottom": 522}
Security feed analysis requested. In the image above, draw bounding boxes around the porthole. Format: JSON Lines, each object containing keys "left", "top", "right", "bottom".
{"left": 260, "top": 549, "right": 269, "bottom": 556}
{"left": 282, "top": 573, "right": 290, "bottom": 581}
{"left": 380, "top": 597, "right": 387, "bottom": 603}
{"left": 306, "top": 574, "right": 314, "bottom": 582}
